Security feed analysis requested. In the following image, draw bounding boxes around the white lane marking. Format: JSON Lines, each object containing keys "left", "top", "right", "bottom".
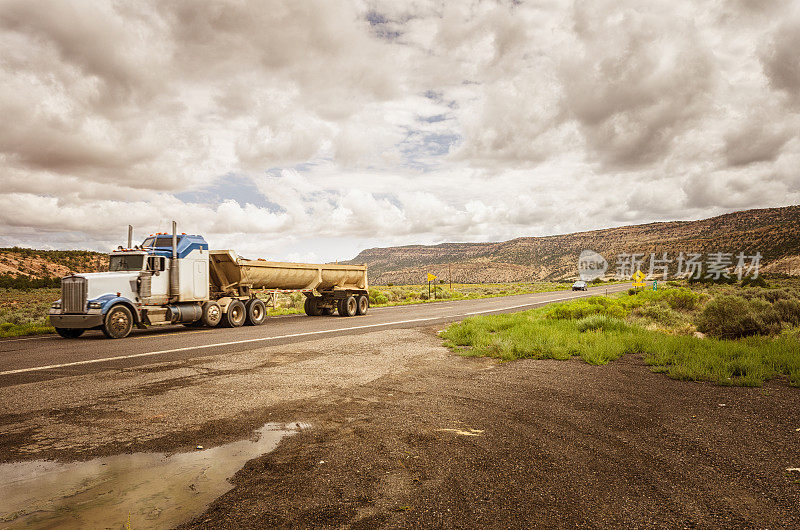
{"left": 0, "top": 288, "right": 625, "bottom": 376}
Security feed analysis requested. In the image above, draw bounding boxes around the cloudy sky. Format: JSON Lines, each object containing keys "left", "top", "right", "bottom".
{"left": 1, "top": 0, "right": 799, "bottom": 262}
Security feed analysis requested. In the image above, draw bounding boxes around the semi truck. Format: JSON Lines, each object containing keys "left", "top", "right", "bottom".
{"left": 48, "top": 223, "right": 369, "bottom": 339}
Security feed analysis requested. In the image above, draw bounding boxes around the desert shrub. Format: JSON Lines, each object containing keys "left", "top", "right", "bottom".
{"left": 591, "top": 277, "right": 604, "bottom": 284}
{"left": 384, "top": 288, "right": 399, "bottom": 302}
{"left": 368, "top": 289, "right": 389, "bottom": 305}
{"left": 696, "top": 295, "right": 781, "bottom": 339}
{"left": 773, "top": 299, "right": 800, "bottom": 325}
{"left": 633, "top": 304, "right": 679, "bottom": 325}
{"left": 663, "top": 289, "right": 699, "bottom": 311}
{"left": 628, "top": 288, "right": 638, "bottom": 295}
{"left": 741, "top": 276, "right": 768, "bottom": 288}
{"left": 759, "top": 288, "right": 798, "bottom": 303}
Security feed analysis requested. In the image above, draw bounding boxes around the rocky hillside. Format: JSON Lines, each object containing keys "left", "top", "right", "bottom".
{"left": 347, "top": 206, "right": 800, "bottom": 284}
{"left": 0, "top": 248, "right": 107, "bottom": 280}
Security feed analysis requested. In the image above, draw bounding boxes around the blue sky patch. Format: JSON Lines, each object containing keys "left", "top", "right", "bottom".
{"left": 176, "top": 173, "right": 280, "bottom": 210}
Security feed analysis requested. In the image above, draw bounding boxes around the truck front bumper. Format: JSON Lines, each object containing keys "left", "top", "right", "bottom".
{"left": 49, "top": 313, "right": 103, "bottom": 329}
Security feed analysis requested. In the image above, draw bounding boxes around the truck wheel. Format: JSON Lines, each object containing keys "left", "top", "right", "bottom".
{"left": 245, "top": 299, "right": 267, "bottom": 326}
{"left": 222, "top": 300, "right": 246, "bottom": 327}
{"left": 338, "top": 296, "right": 357, "bottom": 317}
{"left": 102, "top": 304, "right": 133, "bottom": 339}
{"left": 356, "top": 295, "right": 369, "bottom": 315}
{"left": 304, "top": 297, "right": 323, "bottom": 316}
{"left": 201, "top": 301, "right": 222, "bottom": 327}
{"left": 55, "top": 328, "right": 84, "bottom": 338}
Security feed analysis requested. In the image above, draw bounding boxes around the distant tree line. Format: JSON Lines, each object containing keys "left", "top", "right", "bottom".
{"left": 0, "top": 275, "right": 60, "bottom": 289}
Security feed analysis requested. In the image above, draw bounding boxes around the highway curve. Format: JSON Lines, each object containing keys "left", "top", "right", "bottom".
{"left": 0, "top": 284, "right": 627, "bottom": 386}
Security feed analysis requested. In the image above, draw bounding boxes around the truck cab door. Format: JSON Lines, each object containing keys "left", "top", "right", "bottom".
{"left": 145, "top": 256, "right": 170, "bottom": 304}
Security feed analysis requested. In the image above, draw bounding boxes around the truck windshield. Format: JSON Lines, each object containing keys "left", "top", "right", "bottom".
{"left": 141, "top": 236, "right": 175, "bottom": 248}
{"left": 109, "top": 255, "right": 145, "bottom": 271}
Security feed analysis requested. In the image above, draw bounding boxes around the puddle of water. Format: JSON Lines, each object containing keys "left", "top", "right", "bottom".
{"left": 0, "top": 422, "right": 307, "bottom": 529}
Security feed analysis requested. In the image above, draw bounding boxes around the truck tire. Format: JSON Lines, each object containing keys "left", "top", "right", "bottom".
{"left": 222, "top": 300, "right": 246, "bottom": 327}
{"left": 55, "top": 328, "right": 84, "bottom": 338}
{"left": 245, "top": 299, "right": 267, "bottom": 326}
{"left": 338, "top": 295, "right": 357, "bottom": 317}
{"left": 102, "top": 304, "right": 133, "bottom": 339}
{"left": 304, "top": 296, "right": 323, "bottom": 316}
{"left": 201, "top": 301, "right": 222, "bottom": 327}
{"left": 356, "top": 295, "right": 369, "bottom": 315}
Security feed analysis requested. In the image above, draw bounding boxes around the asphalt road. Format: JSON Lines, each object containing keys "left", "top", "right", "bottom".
{"left": 0, "top": 285, "right": 627, "bottom": 386}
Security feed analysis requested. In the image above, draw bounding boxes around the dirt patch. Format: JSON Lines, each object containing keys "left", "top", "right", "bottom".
{"left": 1, "top": 326, "right": 798, "bottom": 527}
{"left": 184, "top": 335, "right": 800, "bottom": 528}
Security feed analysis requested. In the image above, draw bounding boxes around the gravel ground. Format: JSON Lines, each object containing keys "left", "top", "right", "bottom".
{"left": 1, "top": 327, "right": 799, "bottom": 528}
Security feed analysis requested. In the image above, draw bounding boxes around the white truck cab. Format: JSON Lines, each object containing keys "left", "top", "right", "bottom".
{"left": 49, "top": 224, "right": 214, "bottom": 338}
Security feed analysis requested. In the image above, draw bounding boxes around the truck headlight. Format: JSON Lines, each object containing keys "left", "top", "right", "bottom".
{"left": 88, "top": 301, "right": 103, "bottom": 309}
{"left": 51, "top": 301, "right": 61, "bottom": 309}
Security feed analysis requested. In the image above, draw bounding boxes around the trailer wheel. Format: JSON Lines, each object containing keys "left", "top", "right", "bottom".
{"left": 245, "top": 299, "right": 267, "bottom": 326}
{"left": 356, "top": 295, "right": 369, "bottom": 315}
{"left": 201, "top": 301, "right": 222, "bottom": 327}
{"left": 222, "top": 300, "right": 246, "bottom": 327}
{"left": 304, "top": 296, "right": 323, "bottom": 316}
{"left": 55, "top": 327, "right": 84, "bottom": 338}
{"left": 338, "top": 296, "right": 357, "bottom": 317}
{"left": 102, "top": 304, "right": 133, "bottom": 339}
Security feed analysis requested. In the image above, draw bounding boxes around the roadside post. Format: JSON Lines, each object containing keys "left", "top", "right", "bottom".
{"left": 427, "top": 273, "right": 437, "bottom": 300}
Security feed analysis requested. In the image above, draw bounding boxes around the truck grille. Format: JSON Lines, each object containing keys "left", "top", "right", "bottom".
{"left": 61, "top": 276, "right": 87, "bottom": 313}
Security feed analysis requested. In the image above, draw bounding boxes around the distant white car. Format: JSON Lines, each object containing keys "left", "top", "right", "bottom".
{"left": 572, "top": 280, "right": 588, "bottom": 291}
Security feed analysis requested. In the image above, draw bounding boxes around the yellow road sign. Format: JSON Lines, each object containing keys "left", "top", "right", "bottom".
{"left": 427, "top": 273, "right": 437, "bottom": 282}
{"left": 632, "top": 270, "right": 646, "bottom": 286}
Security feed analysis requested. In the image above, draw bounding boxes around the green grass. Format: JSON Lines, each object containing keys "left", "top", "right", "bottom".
{"left": 441, "top": 283, "right": 800, "bottom": 387}
{"left": 0, "top": 322, "right": 54, "bottom": 338}
{"left": 0, "top": 288, "right": 57, "bottom": 338}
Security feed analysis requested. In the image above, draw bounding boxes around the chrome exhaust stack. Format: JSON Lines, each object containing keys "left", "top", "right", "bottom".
{"left": 170, "top": 221, "right": 179, "bottom": 301}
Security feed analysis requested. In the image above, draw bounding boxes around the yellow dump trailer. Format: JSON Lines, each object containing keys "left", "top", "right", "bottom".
{"left": 209, "top": 250, "right": 369, "bottom": 318}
